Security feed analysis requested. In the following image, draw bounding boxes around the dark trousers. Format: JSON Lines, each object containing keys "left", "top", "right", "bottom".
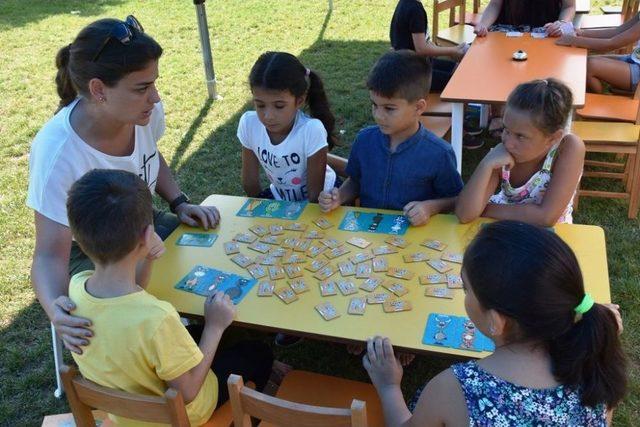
{"left": 430, "top": 58, "right": 457, "bottom": 93}
{"left": 186, "top": 325, "right": 274, "bottom": 408}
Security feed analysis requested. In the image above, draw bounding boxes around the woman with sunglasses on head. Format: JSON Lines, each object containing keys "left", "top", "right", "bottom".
{"left": 27, "top": 17, "right": 221, "bottom": 355}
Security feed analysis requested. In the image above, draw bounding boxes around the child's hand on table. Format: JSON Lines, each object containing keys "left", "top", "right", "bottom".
{"left": 363, "top": 336, "right": 403, "bottom": 392}
{"left": 146, "top": 232, "right": 166, "bottom": 260}
{"left": 319, "top": 188, "right": 341, "bottom": 212}
{"left": 403, "top": 201, "right": 433, "bottom": 226}
{"left": 482, "top": 143, "right": 515, "bottom": 170}
{"left": 204, "top": 291, "right": 236, "bottom": 332}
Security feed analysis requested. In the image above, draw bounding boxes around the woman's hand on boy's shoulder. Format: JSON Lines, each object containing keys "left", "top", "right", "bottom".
{"left": 175, "top": 203, "right": 221, "bottom": 230}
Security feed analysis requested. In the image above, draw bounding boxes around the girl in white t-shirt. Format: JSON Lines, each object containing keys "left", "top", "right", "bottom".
{"left": 238, "top": 51, "right": 340, "bottom": 202}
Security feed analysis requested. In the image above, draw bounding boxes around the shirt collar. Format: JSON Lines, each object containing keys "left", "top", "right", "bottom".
{"left": 380, "top": 123, "right": 426, "bottom": 154}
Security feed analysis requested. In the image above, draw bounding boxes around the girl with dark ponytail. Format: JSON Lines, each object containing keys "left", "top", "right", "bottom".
{"left": 238, "top": 51, "right": 341, "bottom": 203}
{"left": 28, "top": 17, "right": 221, "bottom": 355}
{"left": 364, "top": 221, "right": 626, "bottom": 426}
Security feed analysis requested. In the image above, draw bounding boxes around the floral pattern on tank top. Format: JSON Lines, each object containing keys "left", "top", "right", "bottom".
{"left": 488, "top": 142, "right": 574, "bottom": 223}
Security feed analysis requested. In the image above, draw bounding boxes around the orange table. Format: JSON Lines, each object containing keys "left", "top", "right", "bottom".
{"left": 441, "top": 32, "right": 587, "bottom": 172}
{"left": 147, "top": 195, "right": 611, "bottom": 358}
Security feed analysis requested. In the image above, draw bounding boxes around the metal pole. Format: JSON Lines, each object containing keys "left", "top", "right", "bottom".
{"left": 193, "top": 0, "right": 221, "bottom": 100}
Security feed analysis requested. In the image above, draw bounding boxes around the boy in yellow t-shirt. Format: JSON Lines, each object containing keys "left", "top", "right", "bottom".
{"left": 66, "top": 169, "right": 272, "bottom": 426}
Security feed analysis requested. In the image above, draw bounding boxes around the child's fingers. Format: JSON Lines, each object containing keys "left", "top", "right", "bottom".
{"left": 403, "top": 201, "right": 417, "bottom": 216}
{"left": 362, "top": 353, "right": 372, "bottom": 371}
{"left": 373, "top": 336, "right": 385, "bottom": 360}
{"left": 382, "top": 337, "right": 394, "bottom": 360}
{"left": 366, "top": 338, "right": 377, "bottom": 363}
{"left": 331, "top": 188, "right": 340, "bottom": 199}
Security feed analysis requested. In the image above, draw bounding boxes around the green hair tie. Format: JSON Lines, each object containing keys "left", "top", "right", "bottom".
{"left": 574, "top": 294, "right": 594, "bottom": 315}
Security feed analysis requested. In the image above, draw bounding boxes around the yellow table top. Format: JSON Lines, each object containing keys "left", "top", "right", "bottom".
{"left": 147, "top": 194, "right": 610, "bottom": 358}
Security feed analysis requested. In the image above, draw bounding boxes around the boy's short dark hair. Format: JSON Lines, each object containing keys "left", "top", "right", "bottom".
{"left": 366, "top": 50, "right": 432, "bottom": 101}
{"left": 67, "top": 169, "right": 153, "bottom": 265}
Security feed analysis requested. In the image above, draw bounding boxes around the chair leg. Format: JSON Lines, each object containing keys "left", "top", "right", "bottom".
{"left": 625, "top": 154, "right": 636, "bottom": 192}
{"left": 51, "top": 323, "right": 65, "bottom": 398}
{"left": 629, "top": 151, "right": 640, "bottom": 218}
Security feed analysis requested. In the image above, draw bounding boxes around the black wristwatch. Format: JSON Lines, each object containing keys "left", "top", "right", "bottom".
{"left": 169, "top": 193, "right": 190, "bottom": 213}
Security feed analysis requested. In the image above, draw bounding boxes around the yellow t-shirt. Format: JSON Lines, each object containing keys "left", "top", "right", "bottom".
{"left": 69, "top": 271, "right": 217, "bottom": 426}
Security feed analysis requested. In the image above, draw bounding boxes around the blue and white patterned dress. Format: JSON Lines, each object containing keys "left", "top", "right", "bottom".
{"left": 409, "top": 361, "right": 606, "bottom": 426}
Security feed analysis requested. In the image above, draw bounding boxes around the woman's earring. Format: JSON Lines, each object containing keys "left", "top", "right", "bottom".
{"left": 489, "top": 325, "right": 497, "bottom": 336}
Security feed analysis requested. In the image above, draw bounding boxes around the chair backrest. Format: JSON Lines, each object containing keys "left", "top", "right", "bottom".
{"left": 432, "top": 0, "right": 467, "bottom": 44}
{"left": 622, "top": 0, "right": 640, "bottom": 21}
{"left": 227, "top": 374, "right": 368, "bottom": 427}
{"left": 473, "top": 0, "right": 481, "bottom": 13}
{"left": 59, "top": 365, "right": 190, "bottom": 427}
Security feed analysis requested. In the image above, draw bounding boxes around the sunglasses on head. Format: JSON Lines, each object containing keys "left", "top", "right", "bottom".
{"left": 92, "top": 15, "right": 144, "bottom": 62}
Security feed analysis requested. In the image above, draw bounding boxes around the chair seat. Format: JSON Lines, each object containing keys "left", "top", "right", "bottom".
{"left": 576, "top": 93, "right": 639, "bottom": 123}
{"left": 202, "top": 400, "right": 233, "bottom": 426}
{"left": 601, "top": 5, "right": 622, "bottom": 13}
{"left": 454, "top": 11, "right": 483, "bottom": 26}
{"left": 436, "top": 24, "right": 476, "bottom": 46}
{"left": 578, "top": 13, "right": 624, "bottom": 29}
{"left": 259, "top": 370, "right": 385, "bottom": 427}
{"left": 572, "top": 121, "right": 640, "bottom": 145}
{"left": 419, "top": 116, "right": 452, "bottom": 139}
{"left": 576, "top": 0, "right": 591, "bottom": 14}
{"left": 425, "top": 93, "right": 453, "bottom": 116}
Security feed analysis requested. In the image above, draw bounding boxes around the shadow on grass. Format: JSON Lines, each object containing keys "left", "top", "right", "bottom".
{"left": 0, "top": 0, "right": 127, "bottom": 30}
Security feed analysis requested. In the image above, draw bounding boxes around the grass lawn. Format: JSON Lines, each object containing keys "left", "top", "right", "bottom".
{"left": 0, "top": 0, "right": 638, "bottom": 425}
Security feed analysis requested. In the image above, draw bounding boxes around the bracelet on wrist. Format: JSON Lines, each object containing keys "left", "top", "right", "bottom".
{"left": 169, "top": 193, "right": 190, "bottom": 213}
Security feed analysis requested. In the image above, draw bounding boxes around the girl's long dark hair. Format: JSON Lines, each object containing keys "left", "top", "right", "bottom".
{"left": 464, "top": 221, "right": 627, "bottom": 408}
{"left": 55, "top": 18, "right": 162, "bottom": 112}
{"left": 249, "top": 51, "right": 337, "bottom": 149}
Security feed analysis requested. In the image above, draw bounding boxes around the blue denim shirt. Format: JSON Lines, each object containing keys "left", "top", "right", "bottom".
{"left": 345, "top": 125, "right": 463, "bottom": 210}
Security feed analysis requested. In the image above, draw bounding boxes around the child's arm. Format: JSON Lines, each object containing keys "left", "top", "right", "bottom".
{"left": 318, "top": 178, "right": 359, "bottom": 212}
{"left": 455, "top": 143, "right": 513, "bottom": 223}
{"left": 167, "top": 292, "right": 235, "bottom": 403}
{"left": 241, "top": 147, "right": 262, "bottom": 197}
{"left": 482, "top": 134, "right": 585, "bottom": 227}
{"left": 557, "top": 15, "right": 640, "bottom": 51}
{"left": 306, "top": 147, "right": 328, "bottom": 203}
{"left": 578, "top": 15, "right": 639, "bottom": 39}
{"left": 474, "top": 0, "right": 503, "bottom": 36}
{"left": 363, "top": 336, "right": 462, "bottom": 427}
{"left": 403, "top": 198, "right": 456, "bottom": 226}
{"left": 411, "top": 34, "right": 466, "bottom": 61}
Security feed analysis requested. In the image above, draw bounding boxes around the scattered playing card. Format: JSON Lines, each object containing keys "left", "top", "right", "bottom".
{"left": 282, "top": 238, "right": 299, "bottom": 249}
{"left": 275, "top": 287, "right": 298, "bottom": 304}
{"left": 402, "top": 252, "right": 429, "bottom": 263}
{"left": 319, "top": 280, "right": 338, "bottom": 296}
{"left": 260, "top": 235, "right": 284, "bottom": 245}
{"left": 349, "top": 252, "right": 374, "bottom": 264}
{"left": 441, "top": 252, "right": 463, "bottom": 264}
{"left": 304, "top": 230, "right": 324, "bottom": 239}
{"left": 313, "top": 217, "right": 334, "bottom": 229}
{"left": 246, "top": 264, "right": 267, "bottom": 279}
{"left": 347, "top": 237, "right": 372, "bottom": 249}
{"left": 446, "top": 274, "right": 464, "bottom": 289}
{"left": 269, "top": 224, "right": 284, "bottom": 235}
{"left": 281, "top": 253, "right": 306, "bottom": 264}
{"left": 284, "top": 222, "right": 307, "bottom": 231}
{"left": 248, "top": 242, "right": 271, "bottom": 254}
{"left": 176, "top": 233, "right": 217, "bottom": 247}
{"left": 268, "top": 265, "right": 285, "bottom": 280}
{"left": 320, "top": 238, "right": 341, "bottom": 249}
{"left": 284, "top": 264, "right": 303, "bottom": 279}
{"left": 337, "top": 280, "right": 358, "bottom": 295}
{"left": 249, "top": 225, "right": 269, "bottom": 237}
{"left": 419, "top": 274, "right": 448, "bottom": 285}
{"left": 325, "top": 246, "right": 350, "bottom": 260}
{"left": 305, "top": 258, "right": 329, "bottom": 272}
{"left": 427, "top": 259, "right": 453, "bottom": 273}
{"left": 383, "top": 299, "right": 412, "bottom": 313}
{"left": 294, "top": 239, "right": 312, "bottom": 253}
{"left": 256, "top": 255, "right": 278, "bottom": 266}
{"left": 372, "top": 257, "right": 389, "bottom": 272}
{"left": 233, "top": 233, "right": 257, "bottom": 244}
{"left": 315, "top": 301, "right": 340, "bottom": 320}
{"left": 338, "top": 261, "right": 356, "bottom": 277}
{"left": 347, "top": 297, "right": 366, "bottom": 315}
{"left": 355, "top": 261, "right": 373, "bottom": 279}
{"left": 223, "top": 241, "right": 240, "bottom": 255}
{"left": 366, "top": 293, "right": 390, "bottom": 304}
{"left": 371, "top": 245, "right": 398, "bottom": 255}
{"left": 386, "top": 267, "right": 415, "bottom": 280}
{"left": 231, "top": 253, "right": 253, "bottom": 268}
{"left": 306, "top": 244, "right": 328, "bottom": 258}
{"left": 385, "top": 236, "right": 409, "bottom": 248}
{"left": 289, "top": 278, "right": 310, "bottom": 294}
{"left": 384, "top": 282, "right": 409, "bottom": 297}
{"left": 421, "top": 239, "right": 447, "bottom": 251}
{"left": 531, "top": 31, "right": 547, "bottom": 39}
{"left": 425, "top": 286, "right": 454, "bottom": 299}
{"left": 257, "top": 280, "right": 275, "bottom": 296}
{"left": 269, "top": 247, "right": 288, "bottom": 257}
{"left": 360, "top": 276, "right": 385, "bottom": 292}
{"left": 313, "top": 264, "right": 337, "bottom": 281}
{"left": 506, "top": 31, "right": 523, "bottom": 37}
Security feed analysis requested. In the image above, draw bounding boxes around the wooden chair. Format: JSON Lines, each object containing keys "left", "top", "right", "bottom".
{"left": 425, "top": 93, "right": 454, "bottom": 116}
{"left": 420, "top": 115, "right": 453, "bottom": 139}
{"left": 576, "top": 86, "right": 640, "bottom": 124}
{"left": 59, "top": 364, "right": 233, "bottom": 427}
{"left": 571, "top": 120, "right": 640, "bottom": 218}
{"left": 578, "top": 0, "right": 639, "bottom": 29}
{"left": 433, "top": 0, "right": 476, "bottom": 46}
{"left": 228, "top": 370, "right": 385, "bottom": 427}
{"left": 454, "top": 0, "right": 483, "bottom": 26}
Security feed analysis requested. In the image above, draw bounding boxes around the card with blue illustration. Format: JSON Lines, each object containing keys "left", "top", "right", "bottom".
{"left": 176, "top": 233, "right": 218, "bottom": 247}
{"left": 422, "top": 313, "right": 495, "bottom": 352}
{"left": 175, "top": 265, "right": 257, "bottom": 304}
{"left": 339, "top": 211, "right": 409, "bottom": 235}
{"left": 236, "top": 198, "right": 307, "bottom": 220}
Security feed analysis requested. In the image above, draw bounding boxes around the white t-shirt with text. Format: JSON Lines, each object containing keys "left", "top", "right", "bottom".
{"left": 27, "top": 98, "right": 164, "bottom": 227}
{"left": 237, "top": 110, "right": 336, "bottom": 201}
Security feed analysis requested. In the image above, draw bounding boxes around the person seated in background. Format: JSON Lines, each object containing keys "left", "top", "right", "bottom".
{"left": 474, "top": 0, "right": 576, "bottom": 36}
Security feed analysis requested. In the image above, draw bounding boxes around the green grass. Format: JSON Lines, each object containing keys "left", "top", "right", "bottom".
{"left": 0, "top": 0, "right": 638, "bottom": 425}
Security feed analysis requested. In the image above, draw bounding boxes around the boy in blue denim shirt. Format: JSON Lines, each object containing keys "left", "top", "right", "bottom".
{"left": 319, "top": 50, "right": 463, "bottom": 226}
